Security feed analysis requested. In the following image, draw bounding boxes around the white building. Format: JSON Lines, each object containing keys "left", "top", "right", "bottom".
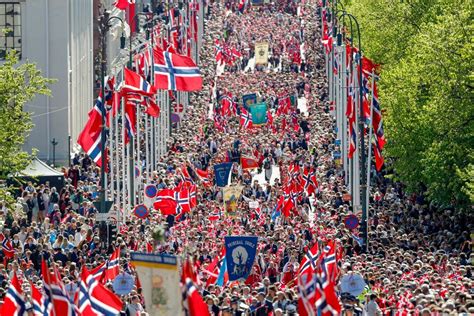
{"left": 5, "top": 0, "right": 95, "bottom": 164}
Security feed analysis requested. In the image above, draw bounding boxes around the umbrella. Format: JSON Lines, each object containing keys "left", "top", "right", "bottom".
{"left": 340, "top": 273, "right": 367, "bottom": 297}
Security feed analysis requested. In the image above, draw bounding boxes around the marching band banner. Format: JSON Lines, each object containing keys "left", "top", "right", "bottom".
{"left": 242, "top": 93, "right": 257, "bottom": 108}
{"left": 255, "top": 42, "right": 269, "bottom": 65}
{"left": 214, "top": 162, "right": 233, "bottom": 187}
{"left": 130, "top": 252, "right": 181, "bottom": 316}
{"left": 223, "top": 185, "right": 243, "bottom": 217}
{"left": 249, "top": 102, "right": 268, "bottom": 126}
{"left": 224, "top": 236, "right": 258, "bottom": 281}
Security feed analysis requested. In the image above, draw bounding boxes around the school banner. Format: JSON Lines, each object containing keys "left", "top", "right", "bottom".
{"left": 224, "top": 236, "right": 258, "bottom": 281}
{"left": 213, "top": 162, "right": 233, "bottom": 187}
{"left": 255, "top": 42, "right": 269, "bottom": 65}
{"left": 249, "top": 103, "right": 267, "bottom": 126}
{"left": 223, "top": 185, "right": 243, "bottom": 217}
{"left": 130, "top": 252, "right": 181, "bottom": 316}
{"left": 242, "top": 93, "right": 257, "bottom": 108}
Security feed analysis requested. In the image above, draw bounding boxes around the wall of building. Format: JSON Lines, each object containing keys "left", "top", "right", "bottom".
{"left": 21, "top": 0, "right": 93, "bottom": 165}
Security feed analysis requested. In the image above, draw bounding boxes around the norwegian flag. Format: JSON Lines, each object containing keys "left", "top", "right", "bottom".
{"left": 79, "top": 267, "right": 123, "bottom": 316}
{"left": 124, "top": 101, "right": 137, "bottom": 145}
{"left": 175, "top": 189, "right": 191, "bottom": 214}
{"left": 239, "top": 107, "right": 253, "bottom": 129}
{"left": 102, "top": 248, "right": 120, "bottom": 283}
{"left": 77, "top": 94, "right": 108, "bottom": 168}
{"left": 302, "top": 168, "right": 318, "bottom": 196}
{"left": 214, "top": 39, "right": 224, "bottom": 65}
{"left": 153, "top": 47, "right": 202, "bottom": 91}
{"left": 90, "top": 261, "right": 106, "bottom": 283}
{"left": 208, "top": 207, "right": 222, "bottom": 221}
{"left": 371, "top": 82, "right": 386, "bottom": 149}
{"left": 205, "top": 247, "right": 228, "bottom": 286}
{"left": 182, "top": 258, "right": 210, "bottom": 316}
{"left": 297, "top": 243, "right": 320, "bottom": 275}
{"left": 2, "top": 237, "right": 14, "bottom": 259}
{"left": 297, "top": 269, "right": 317, "bottom": 316}
{"left": 153, "top": 189, "right": 178, "bottom": 215}
{"left": 180, "top": 165, "right": 195, "bottom": 187}
{"left": 219, "top": 93, "right": 235, "bottom": 116}
{"left": 121, "top": 67, "right": 156, "bottom": 96}
{"left": 320, "top": 242, "right": 338, "bottom": 284}
{"left": 41, "top": 259, "right": 76, "bottom": 316}
{"left": 372, "top": 134, "right": 384, "bottom": 172}
{"left": 194, "top": 168, "right": 211, "bottom": 186}
{"left": 143, "top": 97, "right": 160, "bottom": 118}
{"left": 31, "top": 281, "right": 51, "bottom": 316}
{"left": 2, "top": 272, "right": 26, "bottom": 316}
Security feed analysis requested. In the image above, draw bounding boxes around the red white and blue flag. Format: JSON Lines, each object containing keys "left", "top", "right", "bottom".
{"left": 79, "top": 267, "right": 123, "bottom": 316}
{"left": 2, "top": 272, "right": 26, "bottom": 316}
{"left": 102, "top": 248, "right": 121, "bottom": 284}
{"left": 77, "top": 95, "right": 108, "bottom": 168}
{"left": 239, "top": 107, "right": 253, "bottom": 129}
{"left": 121, "top": 67, "right": 156, "bottom": 97}
{"left": 153, "top": 47, "right": 202, "bottom": 91}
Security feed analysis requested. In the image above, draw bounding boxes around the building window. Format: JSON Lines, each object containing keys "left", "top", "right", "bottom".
{"left": 0, "top": 2, "right": 21, "bottom": 60}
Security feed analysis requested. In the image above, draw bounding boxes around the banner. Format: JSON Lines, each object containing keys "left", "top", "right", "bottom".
{"left": 224, "top": 236, "right": 258, "bottom": 281}
{"left": 213, "top": 162, "right": 233, "bottom": 187}
{"left": 255, "top": 42, "right": 269, "bottom": 65}
{"left": 242, "top": 93, "right": 257, "bottom": 108}
{"left": 223, "top": 185, "right": 243, "bottom": 217}
{"left": 130, "top": 252, "right": 181, "bottom": 316}
{"left": 240, "top": 156, "right": 259, "bottom": 169}
{"left": 249, "top": 103, "right": 267, "bottom": 126}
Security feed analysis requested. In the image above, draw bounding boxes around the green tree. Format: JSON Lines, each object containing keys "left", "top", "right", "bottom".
{"left": 0, "top": 50, "right": 54, "bottom": 196}
{"left": 343, "top": 0, "right": 474, "bottom": 208}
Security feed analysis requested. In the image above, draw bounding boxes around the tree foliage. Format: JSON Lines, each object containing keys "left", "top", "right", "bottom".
{"left": 0, "top": 51, "right": 54, "bottom": 179}
{"left": 343, "top": 0, "right": 474, "bottom": 208}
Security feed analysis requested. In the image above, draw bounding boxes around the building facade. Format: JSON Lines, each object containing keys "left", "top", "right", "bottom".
{"left": 5, "top": 0, "right": 95, "bottom": 164}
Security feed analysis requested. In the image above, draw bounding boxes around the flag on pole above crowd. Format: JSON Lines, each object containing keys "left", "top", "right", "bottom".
{"left": 224, "top": 236, "right": 258, "bottom": 281}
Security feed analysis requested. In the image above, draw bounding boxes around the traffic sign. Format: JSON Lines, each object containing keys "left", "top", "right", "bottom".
{"left": 133, "top": 204, "right": 149, "bottom": 219}
{"left": 144, "top": 184, "right": 158, "bottom": 198}
{"left": 93, "top": 201, "right": 113, "bottom": 216}
{"left": 344, "top": 214, "right": 359, "bottom": 230}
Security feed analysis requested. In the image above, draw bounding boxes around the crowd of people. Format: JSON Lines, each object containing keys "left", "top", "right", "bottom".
{"left": 0, "top": 0, "right": 472, "bottom": 315}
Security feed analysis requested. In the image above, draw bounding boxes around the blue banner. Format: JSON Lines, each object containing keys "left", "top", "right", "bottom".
{"left": 249, "top": 103, "right": 267, "bottom": 126}
{"left": 213, "top": 162, "right": 233, "bottom": 187}
{"left": 224, "top": 236, "right": 258, "bottom": 281}
{"left": 242, "top": 93, "right": 257, "bottom": 109}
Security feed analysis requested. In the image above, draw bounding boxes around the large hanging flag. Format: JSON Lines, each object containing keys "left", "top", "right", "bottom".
{"left": 2, "top": 272, "right": 26, "bottom": 316}
{"left": 122, "top": 67, "right": 157, "bottom": 97}
{"left": 213, "top": 162, "right": 233, "bottom": 187}
{"left": 79, "top": 267, "right": 123, "bottom": 316}
{"left": 77, "top": 95, "right": 107, "bottom": 168}
{"left": 224, "top": 236, "right": 258, "bottom": 281}
{"left": 153, "top": 47, "right": 202, "bottom": 91}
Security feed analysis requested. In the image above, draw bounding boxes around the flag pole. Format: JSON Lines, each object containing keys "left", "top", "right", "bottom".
{"left": 365, "top": 70, "right": 376, "bottom": 252}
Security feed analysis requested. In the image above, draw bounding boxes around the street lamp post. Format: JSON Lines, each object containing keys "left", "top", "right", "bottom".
{"left": 98, "top": 13, "right": 126, "bottom": 217}
{"left": 338, "top": 12, "right": 368, "bottom": 251}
